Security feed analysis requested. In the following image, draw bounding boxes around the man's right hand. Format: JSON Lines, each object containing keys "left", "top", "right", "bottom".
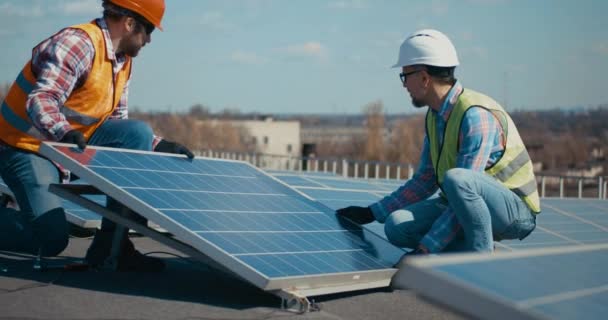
{"left": 60, "top": 130, "right": 86, "bottom": 149}
{"left": 335, "top": 206, "right": 375, "bottom": 224}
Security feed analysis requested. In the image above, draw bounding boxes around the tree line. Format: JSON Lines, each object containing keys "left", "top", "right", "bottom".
{"left": 1, "top": 85, "right": 606, "bottom": 175}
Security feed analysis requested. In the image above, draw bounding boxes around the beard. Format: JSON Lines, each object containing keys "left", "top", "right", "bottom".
{"left": 411, "top": 97, "right": 426, "bottom": 108}
{"left": 123, "top": 42, "right": 142, "bottom": 57}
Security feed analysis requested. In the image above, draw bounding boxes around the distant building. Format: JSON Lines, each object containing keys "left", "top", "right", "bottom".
{"left": 301, "top": 126, "right": 391, "bottom": 144}
{"left": 238, "top": 117, "right": 301, "bottom": 157}
{"left": 201, "top": 116, "right": 301, "bottom": 158}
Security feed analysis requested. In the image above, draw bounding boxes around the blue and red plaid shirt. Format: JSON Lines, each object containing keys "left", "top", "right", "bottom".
{"left": 1, "top": 18, "right": 161, "bottom": 151}
{"left": 370, "top": 81, "right": 506, "bottom": 253}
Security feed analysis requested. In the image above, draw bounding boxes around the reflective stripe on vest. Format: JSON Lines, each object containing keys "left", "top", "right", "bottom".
{"left": 493, "top": 149, "right": 531, "bottom": 182}
{"left": 426, "top": 88, "right": 541, "bottom": 213}
{"left": 512, "top": 178, "right": 538, "bottom": 198}
{"left": 59, "top": 105, "right": 101, "bottom": 126}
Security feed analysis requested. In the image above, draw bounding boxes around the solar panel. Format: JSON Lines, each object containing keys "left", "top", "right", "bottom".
{"left": 499, "top": 198, "right": 608, "bottom": 250}
{"left": 392, "top": 243, "right": 608, "bottom": 320}
{"left": 39, "top": 142, "right": 404, "bottom": 296}
{"left": 0, "top": 177, "right": 102, "bottom": 228}
{"left": 270, "top": 172, "right": 394, "bottom": 240}
{"left": 271, "top": 171, "right": 405, "bottom": 191}
{"left": 271, "top": 172, "right": 608, "bottom": 252}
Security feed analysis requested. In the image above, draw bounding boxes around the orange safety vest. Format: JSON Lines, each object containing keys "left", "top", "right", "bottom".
{"left": 0, "top": 22, "right": 132, "bottom": 153}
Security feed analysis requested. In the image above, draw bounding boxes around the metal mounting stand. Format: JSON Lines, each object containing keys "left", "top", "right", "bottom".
{"left": 275, "top": 289, "right": 318, "bottom": 313}
{"left": 48, "top": 183, "right": 388, "bottom": 313}
{"left": 49, "top": 183, "right": 235, "bottom": 275}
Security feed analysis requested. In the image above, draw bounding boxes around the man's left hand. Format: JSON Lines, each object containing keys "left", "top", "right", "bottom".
{"left": 154, "top": 139, "right": 194, "bottom": 159}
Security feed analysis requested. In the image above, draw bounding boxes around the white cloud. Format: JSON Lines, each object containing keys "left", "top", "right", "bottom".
{"left": 328, "top": 0, "right": 369, "bottom": 10}
{"left": 279, "top": 42, "right": 329, "bottom": 60}
{"left": 197, "top": 12, "right": 235, "bottom": 31}
{"left": 461, "top": 46, "right": 488, "bottom": 59}
{"left": 430, "top": 0, "right": 450, "bottom": 16}
{"left": 0, "top": 2, "right": 45, "bottom": 17}
{"left": 349, "top": 54, "right": 363, "bottom": 63}
{"left": 0, "top": 29, "right": 15, "bottom": 37}
{"left": 59, "top": 0, "right": 102, "bottom": 16}
{"left": 505, "top": 64, "right": 527, "bottom": 74}
{"left": 460, "top": 31, "right": 474, "bottom": 41}
{"left": 230, "top": 51, "right": 267, "bottom": 65}
{"left": 592, "top": 43, "right": 608, "bottom": 55}
{"left": 466, "top": 0, "right": 508, "bottom": 5}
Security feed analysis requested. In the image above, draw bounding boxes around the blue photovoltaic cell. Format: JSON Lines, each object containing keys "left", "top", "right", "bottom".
{"left": 290, "top": 187, "right": 387, "bottom": 240}
{"left": 500, "top": 198, "right": 608, "bottom": 250}
{"left": 270, "top": 172, "right": 608, "bottom": 251}
{"left": 42, "top": 145, "right": 401, "bottom": 281}
{"left": 424, "top": 245, "right": 608, "bottom": 319}
{"left": 271, "top": 171, "right": 405, "bottom": 193}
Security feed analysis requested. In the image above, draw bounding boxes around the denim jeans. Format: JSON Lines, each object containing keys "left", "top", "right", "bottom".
{"left": 383, "top": 168, "right": 536, "bottom": 252}
{"left": 0, "top": 119, "right": 153, "bottom": 256}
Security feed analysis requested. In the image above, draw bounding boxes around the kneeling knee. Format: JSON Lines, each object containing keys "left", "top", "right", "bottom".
{"left": 127, "top": 121, "right": 154, "bottom": 148}
{"left": 384, "top": 213, "right": 419, "bottom": 248}
{"left": 443, "top": 168, "right": 471, "bottom": 192}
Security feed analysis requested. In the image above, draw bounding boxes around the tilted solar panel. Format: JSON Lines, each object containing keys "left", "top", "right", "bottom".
{"left": 39, "top": 143, "right": 403, "bottom": 293}
{"left": 393, "top": 243, "right": 608, "bottom": 320}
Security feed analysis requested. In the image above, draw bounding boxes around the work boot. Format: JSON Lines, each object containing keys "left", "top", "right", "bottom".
{"left": 117, "top": 234, "right": 165, "bottom": 272}
{"left": 85, "top": 229, "right": 165, "bottom": 272}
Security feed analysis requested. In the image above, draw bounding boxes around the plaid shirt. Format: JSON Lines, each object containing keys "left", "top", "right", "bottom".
{"left": 370, "top": 81, "right": 505, "bottom": 252}
{"left": 0, "top": 18, "right": 161, "bottom": 152}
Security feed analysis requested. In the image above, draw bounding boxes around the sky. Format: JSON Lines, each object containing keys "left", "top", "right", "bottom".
{"left": 1, "top": 0, "right": 607, "bottom": 115}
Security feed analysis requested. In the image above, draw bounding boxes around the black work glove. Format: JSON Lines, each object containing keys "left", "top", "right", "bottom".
{"left": 154, "top": 139, "right": 194, "bottom": 159}
{"left": 336, "top": 206, "right": 375, "bottom": 224}
{"left": 60, "top": 130, "right": 86, "bottom": 149}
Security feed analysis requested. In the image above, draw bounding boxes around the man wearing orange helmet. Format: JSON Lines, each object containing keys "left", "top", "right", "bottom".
{"left": 0, "top": 0, "right": 192, "bottom": 271}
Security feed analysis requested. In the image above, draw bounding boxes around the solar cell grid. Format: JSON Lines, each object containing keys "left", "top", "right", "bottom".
{"left": 40, "top": 143, "right": 402, "bottom": 292}
{"left": 271, "top": 172, "right": 608, "bottom": 252}
{"left": 394, "top": 244, "right": 608, "bottom": 320}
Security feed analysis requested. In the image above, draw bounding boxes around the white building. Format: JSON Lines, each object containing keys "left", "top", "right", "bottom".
{"left": 237, "top": 117, "right": 301, "bottom": 157}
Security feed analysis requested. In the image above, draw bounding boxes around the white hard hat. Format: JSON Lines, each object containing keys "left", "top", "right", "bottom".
{"left": 392, "top": 29, "right": 459, "bottom": 68}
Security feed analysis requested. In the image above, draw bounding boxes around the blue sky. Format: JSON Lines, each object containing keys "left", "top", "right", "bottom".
{"left": 1, "top": 0, "right": 607, "bottom": 114}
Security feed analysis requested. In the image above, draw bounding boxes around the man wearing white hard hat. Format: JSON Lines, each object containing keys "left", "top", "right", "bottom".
{"left": 337, "top": 29, "right": 540, "bottom": 262}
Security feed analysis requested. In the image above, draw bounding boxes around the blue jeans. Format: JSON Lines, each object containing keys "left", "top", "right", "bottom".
{"left": 0, "top": 119, "right": 153, "bottom": 256}
{"left": 383, "top": 168, "right": 536, "bottom": 252}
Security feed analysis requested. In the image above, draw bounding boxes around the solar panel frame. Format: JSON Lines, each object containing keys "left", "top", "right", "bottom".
{"left": 392, "top": 243, "right": 608, "bottom": 320}
{"left": 1, "top": 177, "right": 104, "bottom": 229}
{"left": 40, "top": 142, "right": 400, "bottom": 294}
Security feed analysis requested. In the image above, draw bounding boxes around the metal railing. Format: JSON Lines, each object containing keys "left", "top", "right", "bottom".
{"left": 197, "top": 150, "right": 607, "bottom": 200}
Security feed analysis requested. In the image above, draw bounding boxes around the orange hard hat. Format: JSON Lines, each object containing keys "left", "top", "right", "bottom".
{"left": 109, "top": 0, "right": 165, "bottom": 31}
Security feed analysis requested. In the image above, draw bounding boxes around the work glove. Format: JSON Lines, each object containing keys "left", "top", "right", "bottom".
{"left": 335, "top": 206, "right": 375, "bottom": 224}
{"left": 154, "top": 139, "right": 194, "bottom": 159}
{"left": 60, "top": 130, "right": 86, "bottom": 149}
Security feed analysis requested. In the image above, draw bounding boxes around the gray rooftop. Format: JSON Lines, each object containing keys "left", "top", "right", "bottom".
{"left": 0, "top": 236, "right": 466, "bottom": 320}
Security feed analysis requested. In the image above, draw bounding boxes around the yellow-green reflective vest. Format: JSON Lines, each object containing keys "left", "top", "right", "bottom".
{"left": 426, "top": 88, "right": 541, "bottom": 213}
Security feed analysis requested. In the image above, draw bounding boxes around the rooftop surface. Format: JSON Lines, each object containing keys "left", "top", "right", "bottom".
{"left": 1, "top": 236, "right": 466, "bottom": 320}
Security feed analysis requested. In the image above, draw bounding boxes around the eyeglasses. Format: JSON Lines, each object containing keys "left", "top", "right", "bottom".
{"left": 135, "top": 17, "right": 155, "bottom": 35}
{"left": 399, "top": 70, "right": 423, "bottom": 84}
